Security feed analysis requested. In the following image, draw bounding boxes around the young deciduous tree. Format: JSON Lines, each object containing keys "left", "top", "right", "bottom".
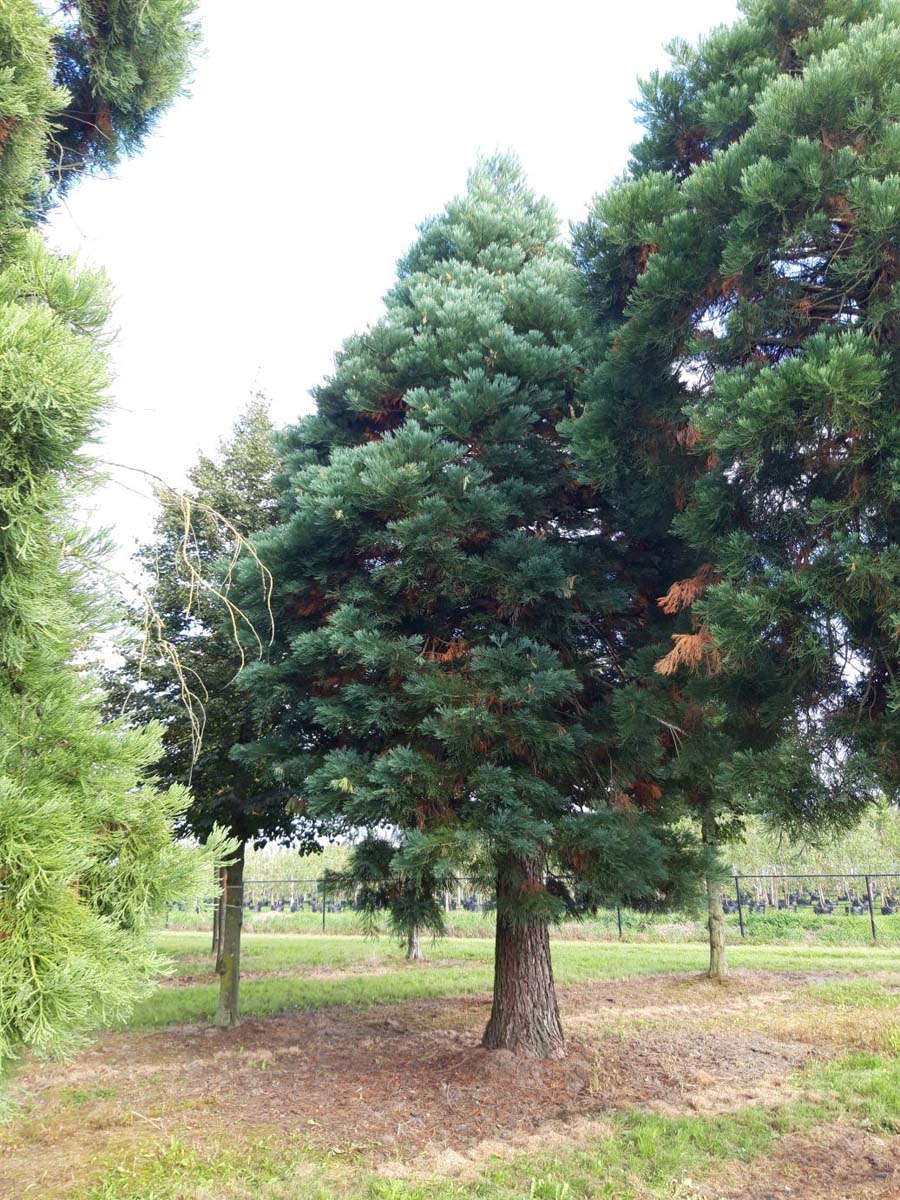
{"left": 567, "top": 0, "right": 894, "bottom": 978}
{"left": 238, "top": 160, "right": 697, "bottom": 1057}
{"left": 109, "top": 401, "right": 309, "bottom": 1028}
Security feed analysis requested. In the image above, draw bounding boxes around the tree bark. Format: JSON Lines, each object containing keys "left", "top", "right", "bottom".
{"left": 214, "top": 841, "right": 245, "bottom": 1028}
{"left": 406, "top": 924, "right": 422, "bottom": 962}
{"left": 482, "top": 854, "right": 566, "bottom": 1059}
{"left": 702, "top": 814, "right": 728, "bottom": 981}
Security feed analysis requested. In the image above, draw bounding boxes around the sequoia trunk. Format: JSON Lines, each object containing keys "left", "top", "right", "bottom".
{"left": 482, "top": 854, "right": 565, "bottom": 1059}
{"left": 214, "top": 840, "right": 245, "bottom": 1028}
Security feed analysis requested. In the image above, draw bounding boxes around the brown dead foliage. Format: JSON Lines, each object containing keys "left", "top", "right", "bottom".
{"left": 655, "top": 623, "right": 722, "bottom": 676}
{"left": 658, "top": 562, "right": 718, "bottom": 614}
{"left": 421, "top": 637, "right": 469, "bottom": 663}
{"left": 637, "top": 243, "right": 660, "bottom": 272}
{"left": 674, "top": 126, "right": 711, "bottom": 168}
{"left": 293, "top": 586, "right": 325, "bottom": 617}
{"left": 675, "top": 423, "right": 702, "bottom": 451}
{"left": 631, "top": 777, "right": 664, "bottom": 808}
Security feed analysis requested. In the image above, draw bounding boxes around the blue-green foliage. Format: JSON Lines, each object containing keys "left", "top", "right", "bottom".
{"left": 237, "top": 159, "right": 698, "bottom": 945}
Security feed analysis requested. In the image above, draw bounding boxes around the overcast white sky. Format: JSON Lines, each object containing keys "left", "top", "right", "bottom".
{"left": 47, "top": 0, "right": 738, "bottom": 574}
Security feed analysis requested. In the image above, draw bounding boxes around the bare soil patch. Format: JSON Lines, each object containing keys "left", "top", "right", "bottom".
{"left": 590, "top": 1027, "right": 813, "bottom": 1114}
{"left": 162, "top": 956, "right": 476, "bottom": 989}
{"left": 698, "top": 1123, "right": 900, "bottom": 1200}
{"left": 0, "top": 971, "right": 868, "bottom": 1197}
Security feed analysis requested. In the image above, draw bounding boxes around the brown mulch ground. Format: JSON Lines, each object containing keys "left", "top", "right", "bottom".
{"left": 697, "top": 1123, "right": 900, "bottom": 1200}
{"left": 1, "top": 970, "right": 896, "bottom": 1199}
{"left": 589, "top": 1026, "right": 813, "bottom": 1113}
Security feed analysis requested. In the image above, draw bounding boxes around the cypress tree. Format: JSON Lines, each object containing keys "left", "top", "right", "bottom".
{"left": 239, "top": 159, "right": 696, "bottom": 1057}
{"left": 0, "top": 0, "right": 223, "bottom": 1082}
{"left": 567, "top": 0, "right": 895, "bottom": 979}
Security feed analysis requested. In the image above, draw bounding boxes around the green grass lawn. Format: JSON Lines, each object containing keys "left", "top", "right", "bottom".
{"left": 133, "top": 931, "right": 900, "bottom": 1030}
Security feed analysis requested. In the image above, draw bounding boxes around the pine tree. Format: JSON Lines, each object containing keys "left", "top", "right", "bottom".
{"left": 109, "top": 401, "right": 307, "bottom": 1028}
{"left": 567, "top": 0, "right": 895, "bottom": 978}
{"left": 238, "top": 160, "right": 697, "bottom": 1057}
{"left": 0, "top": 0, "right": 223, "bottom": 1084}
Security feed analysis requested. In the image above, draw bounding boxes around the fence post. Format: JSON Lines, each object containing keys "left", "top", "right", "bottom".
{"left": 211, "top": 864, "right": 218, "bottom": 954}
{"left": 215, "top": 867, "right": 227, "bottom": 970}
{"left": 616, "top": 905, "right": 623, "bottom": 940}
{"left": 865, "top": 873, "right": 877, "bottom": 943}
{"left": 735, "top": 876, "right": 745, "bottom": 938}
{"left": 322, "top": 877, "right": 326, "bottom": 932}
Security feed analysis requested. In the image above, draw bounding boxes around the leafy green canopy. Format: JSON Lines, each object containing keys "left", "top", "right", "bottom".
{"left": 0, "top": 0, "right": 224, "bottom": 1080}
{"left": 238, "top": 160, "right": 697, "bottom": 933}
{"left": 0, "top": 233, "right": 110, "bottom": 665}
{"left": 569, "top": 0, "right": 900, "bottom": 841}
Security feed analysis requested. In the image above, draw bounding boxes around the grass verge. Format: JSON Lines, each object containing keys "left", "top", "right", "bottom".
{"left": 132, "top": 934, "right": 900, "bottom": 1031}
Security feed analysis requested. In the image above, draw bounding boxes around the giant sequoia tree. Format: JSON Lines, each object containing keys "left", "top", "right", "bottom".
{"left": 47, "top": 0, "right": 199, "bottom": 197}
{"left": 0, "top": 0, "right": 223, "bottom": 1080}
{"left": 568, "top": 0, "right": 897, "bottom": 980}
{"left": 239, "top": 160, "right": 695, "bottom": 1058}
{"left": 676, "top": 1, "right": 900, "bottom": 810}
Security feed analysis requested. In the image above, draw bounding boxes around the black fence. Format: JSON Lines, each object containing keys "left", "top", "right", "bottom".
{"left": 164, "top": 871, "right": 900, "bottom": 943}
{"left": 165, "top": 877, "right": 498, "bottom": 933}
{"left": 731, "top": 872, "right": 900, "bottom": 941}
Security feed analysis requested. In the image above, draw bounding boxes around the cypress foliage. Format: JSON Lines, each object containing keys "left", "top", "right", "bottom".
{"left": 679, "top": 1, "right": 900, "bottom": 808}
{"left": 568, "top": 0, "right": 899, "bottom": 977}
{"left": 0, "top": 0, "right": 224, "bottom": 1083}
{"left": 238, "top": 160, "right": 697, "bottom": 1057}
{"left": 0, "top": 551, "right": 228, "bottom": 1070}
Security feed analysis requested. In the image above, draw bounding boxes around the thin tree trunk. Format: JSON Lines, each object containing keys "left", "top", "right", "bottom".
{"left": 706, "top": 873, "right": 728, "bottom": 980}
{"left": 482, "top": 854, "right": 565, "bottom": 1059}
{"left": 214, "top": 841, "right": 245, "bottom": 1029}
{"left": 702, "top": 813, "right": 728, "bottom": 981}
{"left": 406, "top": 924, "right": 422, "bottom": 962}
